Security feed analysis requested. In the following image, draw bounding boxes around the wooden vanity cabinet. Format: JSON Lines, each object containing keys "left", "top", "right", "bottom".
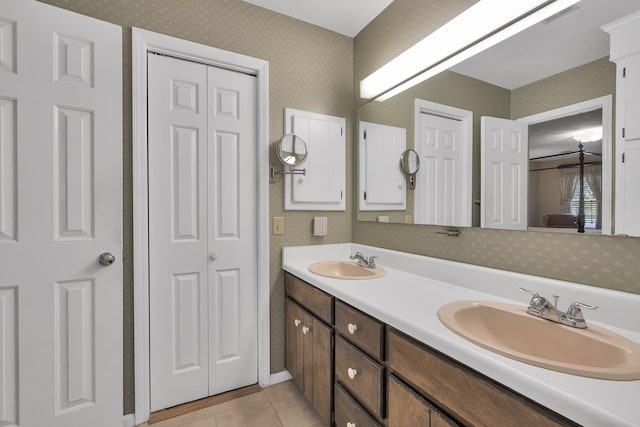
{"left": 284, "top": 274, "right": 333, "bottom": 425}
{"left": 388, "top": 329, "right": 578, "bottom": 427}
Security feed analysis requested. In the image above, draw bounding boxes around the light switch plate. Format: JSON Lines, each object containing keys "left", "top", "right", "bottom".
{"left": 273, "top": 217, "right": 284, "bottom": 235}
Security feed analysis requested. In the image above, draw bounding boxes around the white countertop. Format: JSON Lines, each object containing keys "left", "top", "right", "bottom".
{"left": 282, "top": 243, "right": 640, "bottom": 427}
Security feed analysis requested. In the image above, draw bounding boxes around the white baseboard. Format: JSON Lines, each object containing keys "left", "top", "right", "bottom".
{"left": 123, "top": 413, "right": 135, "bottom": 427}
{"left": 269, "top": 370, "right": 292, "bottom": 386}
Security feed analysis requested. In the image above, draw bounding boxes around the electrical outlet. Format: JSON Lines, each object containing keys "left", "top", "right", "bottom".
{"left": 273, "top": 217, "right": 284, "bottom": 235}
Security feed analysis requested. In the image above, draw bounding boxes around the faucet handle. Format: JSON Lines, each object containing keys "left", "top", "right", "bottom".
{"left": 519, "top": 287, "right": 540, "bottom": 301}
{"left": 519, "top": 287, "right": 538, "bottom": 296}
{"left": 518, "top": 287, "right": 546, "bottom": 311}
{"left": 368, "top": 256, "right": 378, "bottom": 268}
{"left": 565, "top": 302, "right": 598, "bottom": 320}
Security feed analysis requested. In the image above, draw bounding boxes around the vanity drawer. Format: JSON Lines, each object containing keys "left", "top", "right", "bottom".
{"left": 335, "top": 383, "right": 382, "bottom": 427}
{"left": 335, "top": 300, "right": 384, "bottom": 361}
{"left": 284, "top": 272, "right": 333, "bottom": 324}
{"left": 335, "top": 335, "right": 385, "bottom": 419}
{"left": 388, "top": 329, "right": 573, "bottom": 427}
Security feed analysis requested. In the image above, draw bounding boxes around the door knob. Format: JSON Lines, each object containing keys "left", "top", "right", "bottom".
{"left": 98, "top": 252, "right": 116, "bottom": 266}
{"left": 347, "top": 323, "right": 358, "bottom": 334}
{"left": 294, "top": 319, "right": 301, "bottom": 327}
{"left": 209, "top": 252, "right": 218, "bottom": 260}
{"left": 302, "top": 326, "right": 310, "bottom": 335}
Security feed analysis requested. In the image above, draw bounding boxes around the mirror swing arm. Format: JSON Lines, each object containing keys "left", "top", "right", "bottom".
{"left": 269, "top": 164, "right": 306, "bottom": 183}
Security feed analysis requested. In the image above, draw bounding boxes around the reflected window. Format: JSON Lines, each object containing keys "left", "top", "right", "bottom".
{"left": 570, "top": 178, "right": 598, "bottom": 229}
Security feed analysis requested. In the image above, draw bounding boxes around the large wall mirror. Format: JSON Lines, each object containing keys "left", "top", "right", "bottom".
{"left": 356, "top": 0, "right": 638, "bottom": 235}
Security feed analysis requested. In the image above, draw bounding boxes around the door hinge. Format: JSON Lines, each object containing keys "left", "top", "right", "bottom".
{"left": 364, "top": 191, "right": 367, "bottom": 201}
{"left": 623, "top": 127, "right": 626, "bottom": 138}
{"left": 364, "top": 130, "right": 367, "bottom": 140}
{"left": 622, "top": 152, "right": 625, "bottom": 163}
{"left": 341, "top": 127, "right": 343, "bottom": 136}
{"left": 340, "top": 190, "right": 343, "bottom": 200}
{"left": 623, "top": 67, "right": 626, "bottom": 78}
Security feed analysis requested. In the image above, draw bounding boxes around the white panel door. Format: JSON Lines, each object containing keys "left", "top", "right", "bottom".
{"left": 0, "top": 1, "right": 122, "bottom": 426}
{"left": 358, "top": 121, "right": 406, "bottom": 211}
{"left": 148, "top": 54, "right": 258, "bottom": 410}
{"left": 481, "top": 116, "right": 528, "bottom": 230}
{"left": 206, "top": 66, "right": 257, "bottom": 395}
{"left": 148, "top": 54, "right": 209, "bottom": 411}
{"left": 415, "top": 113, "right": 464, "bottom": 226}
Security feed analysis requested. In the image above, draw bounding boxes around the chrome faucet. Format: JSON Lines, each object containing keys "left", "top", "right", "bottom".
{"left": 519, "top": 287, "right": 598, "bottom": 329}
{"left": 350, "top": 252, "right": 378, "bottom": 269}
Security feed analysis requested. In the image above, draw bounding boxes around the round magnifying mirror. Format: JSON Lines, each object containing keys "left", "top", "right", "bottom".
{"left": 276, "top": 134, "right": 308, "bottom": 167}
{"left": 400, "top": 149, "right": 420, "bottom": 175}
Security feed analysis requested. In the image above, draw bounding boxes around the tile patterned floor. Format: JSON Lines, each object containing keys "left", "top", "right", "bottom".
{"left": 139, "top": 380, "right": 323, "bottom": 427}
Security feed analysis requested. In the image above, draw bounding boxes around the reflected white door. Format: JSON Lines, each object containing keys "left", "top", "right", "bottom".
{"left": 0, "top": 1, "right": 122, "bottom": 426}
{"left": 481, "top": 116, "right": 528, "bottom": 230}
{"left": 415, "top": 112, "right": 466, "bottom": 226}
{"left": 148, "top": 53, "right": 258, "bottom": 411}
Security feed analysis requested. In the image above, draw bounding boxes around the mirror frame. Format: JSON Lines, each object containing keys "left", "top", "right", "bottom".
{"left": 276, "top": 133, "right": 308, "bottom": 168}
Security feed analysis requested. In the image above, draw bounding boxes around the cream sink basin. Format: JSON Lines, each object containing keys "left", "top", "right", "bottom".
{"left": 308, "top": 260, "right": 385, "bottom": 280}
{"left": 438, "top": 300, "right": 640, "bottom": 380}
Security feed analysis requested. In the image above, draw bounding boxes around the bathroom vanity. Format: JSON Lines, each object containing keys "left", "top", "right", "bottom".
{"left": 282, "top": 243, "right": 640, "bottom": 427}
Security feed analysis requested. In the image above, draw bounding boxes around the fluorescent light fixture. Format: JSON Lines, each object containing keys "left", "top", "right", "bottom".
{"left": 361, "top": 0, "right": 581, "bottom": 101}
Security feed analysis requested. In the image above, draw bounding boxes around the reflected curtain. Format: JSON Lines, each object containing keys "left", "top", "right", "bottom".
{"left": 584, "top": 164, "right": 602, "bottom": 229}
{"left": 559, "top": 169, "right": 578, "bottom": 213}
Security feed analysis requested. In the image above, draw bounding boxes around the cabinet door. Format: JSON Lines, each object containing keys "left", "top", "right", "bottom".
{"left": 311, "top": 316, "right": 333, "bottom": 426}
{"left": 389, "top": 375, "right": 455, "bottom": 427}
{"left": 624, "top": 58, "right": 640, "bottom": 141}
{"left": 285, "top": 298, "right": 304, "bottom": 389}
{"left": 302, "top": 310, "right": 314, "bottom": 403}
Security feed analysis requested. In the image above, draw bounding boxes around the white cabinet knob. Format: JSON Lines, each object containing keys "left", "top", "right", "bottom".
{"left": 347, "top": 323, "right": 358, "bottom": 335}
{"left": 347, "top": 368, "right": 357, "bottom": 380}
{"left": 209, "top": 252, "right": 218, "bottom": 260}
{"left": 294, "top": 319, "right": 301, "bottom": 327}
{"left": 302, "top": 326, "right": 310, "bottom": 335}
{"left": 347, "top": 423, "right": 356, "bottom": 427}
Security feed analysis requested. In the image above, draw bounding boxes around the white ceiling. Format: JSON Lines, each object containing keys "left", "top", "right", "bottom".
{"left": 529, "top": 109, "right": 603, "bottom": 160}
{"left": 451, "top": 0, "right": 640, "bottom": 89}
{"left": 241, "top": 0, "right": 394, "bottom": 37}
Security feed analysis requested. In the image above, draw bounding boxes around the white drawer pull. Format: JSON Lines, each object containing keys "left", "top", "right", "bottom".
{"left": 302, "top": 326, "right": 310, "bottom": 335}
{"left": 347, "top": 323, "right": 358, "bottom": 335}
{"left": 347, "top": 368, "right": 358, "bottom": 379}
{"left": 347, "top": 423, "right": 356, "bottom": 427}
{"left": 294, "top": 319, "right": 301, "bottom": 327}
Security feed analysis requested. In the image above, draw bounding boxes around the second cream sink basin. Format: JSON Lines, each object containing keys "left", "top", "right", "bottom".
{"left": 438, "top": 300, "right": 640, "bottom": 380}
{"left": 308, "top": 260, "right": 385, "bottom": 280}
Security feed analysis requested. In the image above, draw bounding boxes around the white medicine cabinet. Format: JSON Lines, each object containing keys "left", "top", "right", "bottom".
{"left": 358, "top": 121, "right": 407, "bottom": 211}
{"left": 284, "top": 108, "right": 346, "bottom": 211}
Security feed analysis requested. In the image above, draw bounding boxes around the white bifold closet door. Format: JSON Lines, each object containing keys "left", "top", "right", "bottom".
{"left": 148, "top": 53, "right": 258, "bottom": 411}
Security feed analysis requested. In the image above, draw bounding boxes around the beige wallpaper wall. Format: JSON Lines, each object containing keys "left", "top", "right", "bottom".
{"left": 39, "top": 0, "right": 354, "bottom": 414}
{"left": 353, "top": 1, "right": 640, "bottom": 297}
